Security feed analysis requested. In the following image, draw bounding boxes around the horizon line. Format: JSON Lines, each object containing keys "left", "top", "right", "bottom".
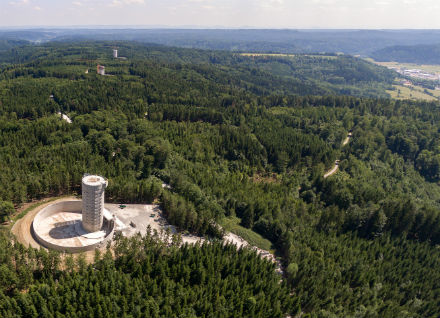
{"left": 1, "top": 25, "right": 440, "bottom": 31}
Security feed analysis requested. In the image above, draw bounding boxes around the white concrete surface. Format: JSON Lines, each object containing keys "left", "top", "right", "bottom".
{"left": 32, "top": 200, "right": 114, "bottom": 252}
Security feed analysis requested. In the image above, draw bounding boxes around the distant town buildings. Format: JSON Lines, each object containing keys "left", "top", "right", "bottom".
{"left": 388, "top": 66, "right": 440, "bottom": 82}
{"left": 97, "top": 64, "right": 105, "bottom": 75}
{"left": 401, "top": 69, "right": 440, "bottom": 81}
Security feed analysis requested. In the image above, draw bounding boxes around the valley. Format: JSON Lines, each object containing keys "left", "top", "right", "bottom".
{"left": 0, "top": 40, "right": 440, "bottom": 317}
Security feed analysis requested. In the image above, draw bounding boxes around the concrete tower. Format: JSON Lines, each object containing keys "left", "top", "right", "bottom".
{"left": 82, "top": 175, "right": 108, "bottom": 232}
{"left": 97, "top": 64, "right": 105, "bottom": 75}
{"left": 113, "top": 49, "right": 118, "bottom": 58}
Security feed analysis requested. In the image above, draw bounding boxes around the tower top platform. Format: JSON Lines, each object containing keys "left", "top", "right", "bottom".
{"left": 82, "top": 175, "right": 107, "bottom": 187}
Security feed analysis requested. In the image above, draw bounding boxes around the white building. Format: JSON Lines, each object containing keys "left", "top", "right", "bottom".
{"left": 97, "top": 64, "right": 105, "bottom": 75}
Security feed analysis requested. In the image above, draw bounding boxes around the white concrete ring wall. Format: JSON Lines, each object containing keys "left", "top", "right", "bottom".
{"left": 32, "top": 201, "right": 114, "bottom": 253}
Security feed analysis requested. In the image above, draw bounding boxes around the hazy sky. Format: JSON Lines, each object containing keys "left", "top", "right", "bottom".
{"left": 1, "top": 0, "right": 439, "bottom": 28}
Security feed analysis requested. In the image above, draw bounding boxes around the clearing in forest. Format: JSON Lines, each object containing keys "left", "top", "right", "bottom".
{"left": 387, "top": 84, "right": 439, "bottom": 101}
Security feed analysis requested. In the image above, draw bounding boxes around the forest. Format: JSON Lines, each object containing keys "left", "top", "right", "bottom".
{"left": 4, "top": 29, "right": 440, "bottom": 56}
{"left": 372, "top": 43, "right": 440, "bottom": 64}
{"left": 0, "top": 41, "right": 439, "bottom": 317}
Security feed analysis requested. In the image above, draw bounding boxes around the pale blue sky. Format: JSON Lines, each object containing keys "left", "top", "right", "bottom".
{"left": 1, "top": 0, "right": 439, "bottom": 28}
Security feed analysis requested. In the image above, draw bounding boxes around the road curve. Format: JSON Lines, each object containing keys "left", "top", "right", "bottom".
{"left": 342, "top": 132, "right": 353, "bottom": 146}
{"left": 323, "top": 132, "right": 352, "bottom": 178}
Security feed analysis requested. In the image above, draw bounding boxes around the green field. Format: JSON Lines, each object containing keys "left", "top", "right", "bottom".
{"left": 364, "top": 58, "right": 440, "bottom": 101}
{"left": 387, "top": 84, "right": 440, "bottom": 101}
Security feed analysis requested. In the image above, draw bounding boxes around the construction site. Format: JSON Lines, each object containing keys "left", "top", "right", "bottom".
{"left": 12, "top": 175, "right": 168, "bottom": 253}
{"left": 11, "top": 174, "right": 283, "bottom": 273}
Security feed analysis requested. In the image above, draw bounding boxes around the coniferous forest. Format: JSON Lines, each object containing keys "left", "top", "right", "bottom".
{"left": 0, "top": 41, "right": 440, "bottom": 317}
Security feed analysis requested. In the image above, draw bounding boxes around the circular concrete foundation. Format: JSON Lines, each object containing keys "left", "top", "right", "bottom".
{"left": 32, "top": 200, "right": 115, "bottom": 253}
